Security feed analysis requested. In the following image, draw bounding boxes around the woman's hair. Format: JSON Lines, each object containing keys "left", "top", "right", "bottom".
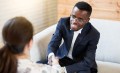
{"left": 0, "top": 16, "right": 33, "bottom": 73}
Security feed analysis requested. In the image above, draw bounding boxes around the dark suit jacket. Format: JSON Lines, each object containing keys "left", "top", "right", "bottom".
{"left": 47, "top": 17, "right": 100, "bottom": 73}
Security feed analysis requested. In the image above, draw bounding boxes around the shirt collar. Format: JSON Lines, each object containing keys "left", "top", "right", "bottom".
{"left": 74, "top": 28, "right": 82, "bottom": 34}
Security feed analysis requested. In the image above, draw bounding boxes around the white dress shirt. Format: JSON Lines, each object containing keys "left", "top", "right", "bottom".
{"left": 67, "top": 29, "right": 82, "bottom": 59}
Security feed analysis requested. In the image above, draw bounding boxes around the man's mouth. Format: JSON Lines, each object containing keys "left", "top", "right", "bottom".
{"left": 71, "top": 24, "right": 75, "bottom": 27}
{"left": 71, "top": 24, "right": 77, "bottom": 27}
{"left": 71, "top": 24, "right": 77, "bottom": 30}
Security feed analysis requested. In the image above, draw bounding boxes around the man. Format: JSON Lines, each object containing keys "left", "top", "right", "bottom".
{"left": 47, "top": 1, "right": 100, "bottom": 73}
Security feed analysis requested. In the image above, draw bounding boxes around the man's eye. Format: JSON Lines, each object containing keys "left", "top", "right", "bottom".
{"left": 72, "top": 15, "right": 76, "bottom": 18}
{"left": 78, "top": 18, "right": 83, "bottom": 22}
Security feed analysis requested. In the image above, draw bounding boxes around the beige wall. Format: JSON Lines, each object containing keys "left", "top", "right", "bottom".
{"left": 1, "top": 0, "right": 119, "bottom": 47}
{"left": 0, "top": 0, "right": 57, "bottom": 46}
{"left": 58, "top": 0, "right": 120, "bottom": 21}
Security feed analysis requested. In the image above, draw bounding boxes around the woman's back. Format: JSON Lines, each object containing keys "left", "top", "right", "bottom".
{"left": 17, "top": 59, "right": 62, "bottom": 73}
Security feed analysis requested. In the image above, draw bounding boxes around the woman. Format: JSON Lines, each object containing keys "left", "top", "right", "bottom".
{"left": 0, "top": 17, "right": 66, "bottom": 73}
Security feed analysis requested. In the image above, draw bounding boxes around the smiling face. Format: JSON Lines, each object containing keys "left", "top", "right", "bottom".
{"left": 70, "top": 6, "right": 90, "bottom": 31}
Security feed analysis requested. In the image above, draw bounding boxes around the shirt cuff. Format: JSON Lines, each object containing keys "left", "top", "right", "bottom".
{"left": 48, "top": 52, "right": 55, "bottom": 59}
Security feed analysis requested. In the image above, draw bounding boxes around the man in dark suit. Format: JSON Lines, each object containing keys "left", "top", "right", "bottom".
{"left": 47, "top": 1, "right": 100, "bottom": 73}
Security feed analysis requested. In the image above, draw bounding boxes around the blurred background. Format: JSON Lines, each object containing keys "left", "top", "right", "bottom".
{"left": 0, "top": 0, "right": 120, "bottom": 47}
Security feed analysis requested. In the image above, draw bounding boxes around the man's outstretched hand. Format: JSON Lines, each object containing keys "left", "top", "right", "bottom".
{"left": 48, "top": 55, "right": 59, "bottom": 66}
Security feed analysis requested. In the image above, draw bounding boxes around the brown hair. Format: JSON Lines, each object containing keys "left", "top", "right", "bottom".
{"left": 0, "top": 17, "right": 33, "bottom": 73}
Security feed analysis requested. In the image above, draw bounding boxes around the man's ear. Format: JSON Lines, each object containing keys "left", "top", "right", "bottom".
{"left": 87, "top": 17, "right": 90, "bottom": 22}
{"left": 85, "top": 17, "right": 90, "bottom": 24}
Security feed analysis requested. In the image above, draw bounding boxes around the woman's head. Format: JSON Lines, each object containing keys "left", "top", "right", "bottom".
{"left": 0, "top": 16, "right": 33, "bottom": 73}
{"left": 2, "top": 16, "right": 33, "bottom": 54}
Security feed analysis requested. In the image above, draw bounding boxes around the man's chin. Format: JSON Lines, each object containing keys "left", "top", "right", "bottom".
{"left": 70, "top": 27, "right": 78, "bottom": 31}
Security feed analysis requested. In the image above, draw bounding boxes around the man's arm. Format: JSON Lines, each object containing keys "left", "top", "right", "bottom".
{"left": 66, "top": 33, "right": 100, "bottom": 73}
{"left": 47, "top": 18, "right": 63, "bottom": 64}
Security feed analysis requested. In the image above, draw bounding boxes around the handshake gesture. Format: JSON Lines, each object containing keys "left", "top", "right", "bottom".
{"left": 48, "top": 53, "right": 66, "bottom": 73}
{"left": 48, "top": 54, "right": 59, "bottom": 66}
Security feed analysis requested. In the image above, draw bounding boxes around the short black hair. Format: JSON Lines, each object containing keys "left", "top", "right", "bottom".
{"left": 74, "top": 1, "right": 92, "bottom": 17}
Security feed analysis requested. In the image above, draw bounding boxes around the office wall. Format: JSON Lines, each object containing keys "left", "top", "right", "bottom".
{"left": 0, "top": 0, "right": 57, "bottom": 47}
{"left": 58, "top": 0, "right": 120, "bottom": 21}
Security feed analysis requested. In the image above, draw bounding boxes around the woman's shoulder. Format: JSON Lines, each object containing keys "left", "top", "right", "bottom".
{"left": 17, "top": 59, "right": 62, "bottom": 73}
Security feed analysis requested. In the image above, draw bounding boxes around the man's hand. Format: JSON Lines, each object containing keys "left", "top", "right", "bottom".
{"left": 52, "top": 56, "right": 59, "bottom": 65}
{"left": 48, "top": 55, "right": 59, "bottom": 66}
{"left": 48, "top": 55, "right": 53, "bottom": 66}
{"left": 48, "top": 53, "right": 55, "bottom": 65}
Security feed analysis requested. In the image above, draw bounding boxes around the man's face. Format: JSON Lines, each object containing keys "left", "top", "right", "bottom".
{"left": 70, "top": 6, "right": 90, "bottom": 31}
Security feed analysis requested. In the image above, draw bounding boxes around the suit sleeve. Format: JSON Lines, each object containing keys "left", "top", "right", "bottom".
{"left": 66, "top": 32, "right": 100, "bottom": 73}
{"left": 47, "top": 18, "right": 63, "bottom": 55}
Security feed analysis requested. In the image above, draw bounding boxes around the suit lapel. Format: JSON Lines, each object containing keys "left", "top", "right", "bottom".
{"left": 73, "top": 22, "right": 91, "bottom": 49}
{"left": 67, "top": 29, "right": 74, "bottom": 51}
{"left": 65, "top": 17, "right": 74, "bottom": 51}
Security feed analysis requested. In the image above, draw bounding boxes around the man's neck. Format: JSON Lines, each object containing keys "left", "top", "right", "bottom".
{"left": 74, "top": 28, "right": 82, "bottom": 34}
